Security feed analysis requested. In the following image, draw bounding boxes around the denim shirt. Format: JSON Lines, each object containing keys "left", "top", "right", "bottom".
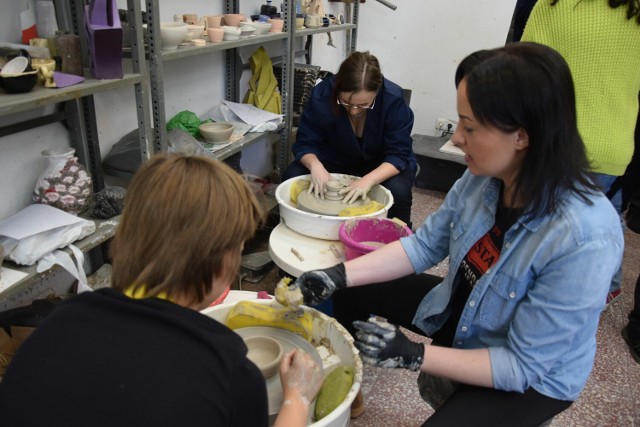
{"left": 400, "top": 171, "right": 624, "bottom": 401}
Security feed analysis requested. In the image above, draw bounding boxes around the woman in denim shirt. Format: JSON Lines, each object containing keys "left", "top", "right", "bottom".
{"left": 289, "top": 43, "right": 624, "bottom": 425}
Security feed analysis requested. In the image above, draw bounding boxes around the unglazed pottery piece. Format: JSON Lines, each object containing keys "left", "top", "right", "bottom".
{"left": 297, "top": 177, "right": 369, "bottom": 216}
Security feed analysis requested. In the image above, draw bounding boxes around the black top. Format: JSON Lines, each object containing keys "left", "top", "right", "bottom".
{"left": 0, "top": 288, "right": 268, "bottom": 426}
{"left": 432, "top": 203, "right": 522, "bottom": 347}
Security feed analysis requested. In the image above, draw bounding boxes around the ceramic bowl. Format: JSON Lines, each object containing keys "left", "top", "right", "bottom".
{"left": 160, "top": 22, "right": 188, "bottom": 50}
{"left": 240, "top": 21, "right": 271, "bottom": 36}
{"left": 243, "top": 335, "right": 283, "bottom": 379}
{"left": 240, "top": 26, "right": 256, "bottom": 38}
{"left": 0, "top": 70, "right": 38, "bottom": 94}
{"left": 0, "top": 57, "right": 30, "bottom": 75}
{"left": 222, "top": 26, "right": 241, "bottom": 41}
{"left": 199, "top": 122, "right": 234, "bottom": 143}
{"left": 187, "top": 24, "right": 205, "bottom": 40}
{"left": 223, "top": 13, "right": 245, "bottom": 27}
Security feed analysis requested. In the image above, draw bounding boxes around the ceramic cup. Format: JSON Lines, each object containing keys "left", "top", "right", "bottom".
{"left": 305, "top": 14, "right": 322, "bottom": 28}
{"left": 29, "top": 38, "right": 49, "bottom": 49}
{"left": 207, "top": 27, "right": 224, "bottom": 43}
{"left": 183, "top": 13, "right": 198, "bottom": 24}
{"left": 295, "top": 17, "right": 305, "bottom": 29}
{"left": 206, "top": 15, "right": 223, "bottom": 28}
{"left": 268, "top": 18, "right": 284, "bottom": 32}
{"left": 223, "top": 13, "right": 245, "bottom": 27}
{"left": 187, "top": 24, "right": 205, "bottom": 39}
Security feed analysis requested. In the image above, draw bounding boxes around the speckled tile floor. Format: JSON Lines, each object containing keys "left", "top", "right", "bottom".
{"left": 243, "top": 186, "right": 640, "bottom": 427}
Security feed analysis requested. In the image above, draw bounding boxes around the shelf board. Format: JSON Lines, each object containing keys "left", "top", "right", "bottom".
{"left": 0, "top": 215, "right": 120, "bottom": 303}
{"left": 212, "top": 130, "right": 281, "bottom": 161}
{"left": 0, "top": 74, "right": 144, "bottom": 116}
{"left": 160, "top": 32, "right": 288, "bottom": 62}
{"left": 156, "top": 23, "right": 356, "bottom": 62}
{"left": 294, "top": 23, "right": 356, "bottom": 36}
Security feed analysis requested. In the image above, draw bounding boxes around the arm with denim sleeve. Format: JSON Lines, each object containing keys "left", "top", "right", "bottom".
{"left": 489, "top": 206, "right": 624, "bottom": 398}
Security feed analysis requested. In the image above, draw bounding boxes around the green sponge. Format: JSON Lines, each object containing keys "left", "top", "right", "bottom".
{"left": 314, "top": 364, "right": 354, "bottom": 420}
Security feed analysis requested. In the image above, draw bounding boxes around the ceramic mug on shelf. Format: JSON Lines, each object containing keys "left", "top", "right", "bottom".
{"left": 305, "top": 14, "right": 322, "bottom": 28}
{"left": 207, "top": 27, "right": 224, "bottom": 43}
{"left": 206, "top": 15, "right": 223, "bottom": 28}
{"left": 268, "top": 18, "right": 284, "bottom": 32}
{"left": 223, "top": 13, "right": 245, "bottom": 27}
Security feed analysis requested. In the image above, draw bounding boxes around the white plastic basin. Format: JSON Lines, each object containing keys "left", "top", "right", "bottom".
{"left": 276, "top": 174, "right": 393, "bottom": 240}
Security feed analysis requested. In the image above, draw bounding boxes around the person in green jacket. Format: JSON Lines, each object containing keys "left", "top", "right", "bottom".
{"left": 521, "top": 0, "right": 640, "bottom": 303}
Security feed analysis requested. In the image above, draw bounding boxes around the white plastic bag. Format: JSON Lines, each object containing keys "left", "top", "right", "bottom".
{"left": 0, "top": 204, "right": 96, "bottom": 266}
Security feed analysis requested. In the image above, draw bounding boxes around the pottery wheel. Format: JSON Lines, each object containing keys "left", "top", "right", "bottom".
{"left": 233, "top": 326, "right": 322, "bottom": 424}
{"left": 297, "top": 179, "right": 369, "bottom": 216}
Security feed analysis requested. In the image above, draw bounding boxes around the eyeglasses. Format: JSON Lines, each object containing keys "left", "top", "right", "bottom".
{"left": 336, "top": 96, "right": 376, "bottom": 110}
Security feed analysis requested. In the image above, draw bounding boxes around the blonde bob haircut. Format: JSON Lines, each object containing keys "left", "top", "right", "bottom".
{"left": 110, "top": 154, "right": 264, "bottom": 306}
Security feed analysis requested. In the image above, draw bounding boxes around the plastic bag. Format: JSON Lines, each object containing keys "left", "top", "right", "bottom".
{"left": 166, "top": 110, "right": 210, "bottom": 138}
{"left": 89, "top": 186, "right": 126, "bottom": 219}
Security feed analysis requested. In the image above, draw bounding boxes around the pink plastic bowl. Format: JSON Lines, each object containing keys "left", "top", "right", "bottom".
{"left": 339, "top": 218, "right": 413, "bottom": 260}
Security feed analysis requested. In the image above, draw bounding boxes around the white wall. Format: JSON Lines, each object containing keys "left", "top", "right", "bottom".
{"left": 0, "top": 0, "right": 515, "bottom": 221}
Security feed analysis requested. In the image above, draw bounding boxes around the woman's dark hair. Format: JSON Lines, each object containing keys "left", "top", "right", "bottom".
{"left": 455, "top": 42, "right": 598, "bottom": 219}
{"left": 331, "top": 51, "right": 383, "bottom": 114}
{"left": 551, "top": 0, "right": 640, "bottom": 24}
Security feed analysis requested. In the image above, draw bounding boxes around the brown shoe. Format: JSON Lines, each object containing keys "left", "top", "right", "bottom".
{"left": 350, "top": 389, "right": 365, "bottom": 418}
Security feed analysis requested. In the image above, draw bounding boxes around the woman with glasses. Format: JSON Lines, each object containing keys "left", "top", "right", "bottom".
{"left": 284, "top": 51, "right": 417, "bottom": 226}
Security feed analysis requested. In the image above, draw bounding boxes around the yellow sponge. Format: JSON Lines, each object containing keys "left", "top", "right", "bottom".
{"left": 290, "top": 179, "right": 310, "bottom": 204}
{"left": 338, "top": 200, "right": 385, "bottom": 217}
{"left": 226, "top": 300, "right": 313, "bottom": 341}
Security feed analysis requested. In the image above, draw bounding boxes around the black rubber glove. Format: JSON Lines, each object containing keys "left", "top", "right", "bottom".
{"left": 353, "top": 316, "right": 424, "bottom": 371}
{"left": 293, "top": 263, "right": 347, "bottom": 306}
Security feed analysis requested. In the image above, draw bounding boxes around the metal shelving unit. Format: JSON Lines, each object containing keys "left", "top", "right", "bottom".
{"left": 143, "top": 0, "right": 359, "bottom": 174}
{"left": 0, "top": 0, "right": 152, "bottom": 308}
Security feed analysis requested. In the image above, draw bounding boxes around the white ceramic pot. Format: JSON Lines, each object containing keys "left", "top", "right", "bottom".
{"left": 222, "top": 25, "right": 241, "bottom": 41}
{"left": 275, "top": 174, "right": 393, "bottom": 240}
{"left": 159, "top": 22, "right": 188, "bottom": 50}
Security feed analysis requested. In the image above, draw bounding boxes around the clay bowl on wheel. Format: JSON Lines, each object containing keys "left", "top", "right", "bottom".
{"left": 244, "top": 335, "right": 284, "bottom": 379}
{"left": 159, "top": 22, "right": 188, "bottom": 50}
{"left": 199, "top": 122, "right": 234, "bottom": 144}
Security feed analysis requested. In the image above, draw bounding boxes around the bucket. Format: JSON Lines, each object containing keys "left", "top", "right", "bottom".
{"left": 339, "top": 218, "right": 413, "bottom": 260}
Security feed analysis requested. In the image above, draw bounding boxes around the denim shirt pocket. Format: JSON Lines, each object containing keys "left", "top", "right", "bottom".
{"left": 477, "top": 272, "right": 528, "bottom": 333}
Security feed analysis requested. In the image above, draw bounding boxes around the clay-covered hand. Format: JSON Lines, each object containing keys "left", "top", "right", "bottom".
{"left": 308, "top": 164, "right": 332, "bottom": 199}
{"left": 292, "top": 263, "right": 347, "bottom": 306}
{"left": 280, "top": 349, "right": 324, "bottom": 406}
{"left": 338, "top": 178, "right": 374, "bottom": 204}
{"left": 353, "top": 316, "right": 424, "bottom": 371}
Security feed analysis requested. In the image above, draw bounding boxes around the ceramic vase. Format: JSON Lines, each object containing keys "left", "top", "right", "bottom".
{"left": 33, "top": 148, "right": 93, "bottom": 215}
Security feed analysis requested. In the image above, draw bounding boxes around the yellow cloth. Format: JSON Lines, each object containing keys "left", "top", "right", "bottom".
{"left": 244, "top": 46, "right": 282, "bottom": 114}
{"left": 338, "top": 201, "right": 385, "bottom": 217}
{"left": 290, "top": 179, "right": 310, "bottom": 204}
{"left": 522, "top": 0, "right": 640, "bottom": 175}
{"left": 124, "top": 285, "right": 172, "bottom": 302}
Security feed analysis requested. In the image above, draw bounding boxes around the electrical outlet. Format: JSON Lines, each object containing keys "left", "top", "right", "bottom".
{"left": 435, "top": 118, "right": 457, "bottom": 133}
